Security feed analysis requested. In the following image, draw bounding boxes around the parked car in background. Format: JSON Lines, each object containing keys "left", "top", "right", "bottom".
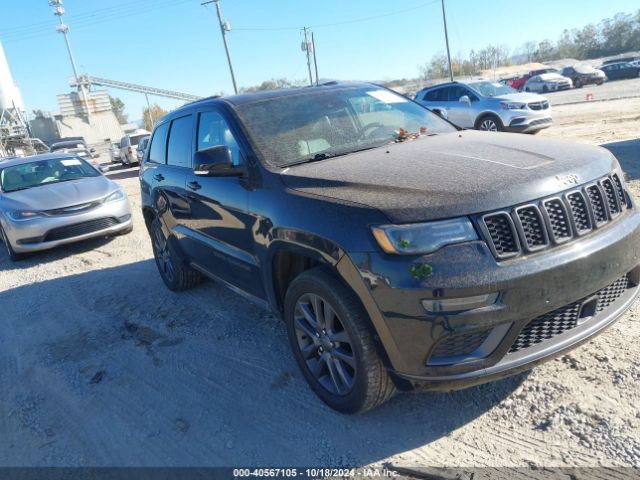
{"left": 600, "top": 62, "right": 640, "bottom": 81}
{"left": 415, "top": 80, "right": 552, "bottom": 133}
{"left": 136, "top": 136, "right": 150, "bottom": 164}
{"left": 0, "top": 153, "right": 132, "bottom": 260}
{"left": 524, "top": 73, "right": 573, "bottom": 93}
{"left": 602, "top": 57, "right": 639, "bottom": 66}
{"left": 119, "top": 131, "right": 150, "bottom": 166}
{"left": 560, "top": 65, "right": 605, "bottom": 88}
{"left": 140, "top": 82, "right": 639, "bottom": 413}
{"left": 49, "top": 140, "right": 96, "bottom": 160}
{"left": 508, "top": 68, "right": 560, "bottom": 91}
{"left": 109, "top": 142, "right": 121, "bottom": 163}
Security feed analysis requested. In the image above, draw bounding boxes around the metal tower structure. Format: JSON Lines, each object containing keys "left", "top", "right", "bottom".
{"left": 49, "top": 0, "right": 92, "bottom": 124}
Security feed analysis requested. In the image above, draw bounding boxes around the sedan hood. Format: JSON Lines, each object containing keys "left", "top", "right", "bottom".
{"left": 2, "top": 175, "right": 116, "bottom": 211}
{"left": 281, "top": 131, "right": 618, "bottom": 223}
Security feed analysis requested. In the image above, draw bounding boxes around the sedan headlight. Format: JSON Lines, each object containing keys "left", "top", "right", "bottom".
{"left": 371, "top": 217, "right": 479, "bottom": 255}
{"left": 7, "top": 210, "right": 43, "bottom": 221}
{"left": 104, "top": 189, "right": 125, "bottom": 203}
{"left": 500, "top": 102, "right": 526, "bottom": 110}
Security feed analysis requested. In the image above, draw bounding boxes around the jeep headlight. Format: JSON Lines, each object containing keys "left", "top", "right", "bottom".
{"left": 371, "top": 217, "right": 478, "bottom": 255}
{"left": 500, "top": 102, "right": 526, "bottom": 110}
{"left": 104, "top": 189, "right": 125, "bottom": 203}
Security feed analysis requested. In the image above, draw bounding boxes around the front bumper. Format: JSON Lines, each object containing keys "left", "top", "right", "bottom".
{"left": 340, "top": 208, "right": 640, "bottom": 389}
{"left": 2, "top": 197, "right": 132, "bottom": 253}
{"left": 500, "top": 109, "right": 552, "bottom": 133}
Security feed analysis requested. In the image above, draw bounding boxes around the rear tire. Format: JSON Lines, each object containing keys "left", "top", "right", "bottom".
{"left": 475, "top": 114, "right": 503, "bottom": 132}
{"left": 0, "top": 226, "right": 25, "bottom": 261}
{"left": 284, "top": 267, "right": 396, "bottom": 414}
{"left": 150, "top": 218, "right": 201, "bottom": 291}
{"left": 574, "top": 79, "right": 582, "bottom": 88}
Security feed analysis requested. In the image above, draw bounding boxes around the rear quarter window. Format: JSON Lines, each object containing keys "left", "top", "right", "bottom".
{"left": 147, "top": 123, "right": 169, "bottom": 164}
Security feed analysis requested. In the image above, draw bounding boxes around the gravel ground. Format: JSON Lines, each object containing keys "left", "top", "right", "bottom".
{"left": 1, "top": 99, "right": 639, "bottom": 474}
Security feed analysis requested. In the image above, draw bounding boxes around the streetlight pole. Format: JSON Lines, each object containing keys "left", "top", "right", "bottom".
{"left": 203, "top": 0, "right": 238, "bottom": 94}
{"left": 441, "top": 0, "right": 454, "bottom": 81}
{"left": 302, "top": 27, "right": 313, "bottom": 86}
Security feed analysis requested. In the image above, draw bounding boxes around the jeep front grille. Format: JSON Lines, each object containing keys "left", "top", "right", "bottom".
{"left": 480, "top": 173, "right": 629, "bottom": 260}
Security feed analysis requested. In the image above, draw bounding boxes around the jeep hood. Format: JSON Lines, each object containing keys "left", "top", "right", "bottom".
{"left": 280, "top": 131, "right": 618, "bottom": 223}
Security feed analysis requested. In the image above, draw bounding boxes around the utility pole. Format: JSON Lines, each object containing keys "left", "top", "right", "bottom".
{"left": 145, "top": 93, "right": 154, "bottom": 129}
{"left": 49, "top": 0, "right": 92, "bottom": 124}
{"left": 302, "top": 27, "right": 313, "bottom": 85}
{"left": 311, "top": 32, "right": 319, "bottom": 86}
{"left": 203, "top": 0, "right": 238, "bottom": 94}
{"left": 440, "top": 0, "right": 454, "bottom": 82}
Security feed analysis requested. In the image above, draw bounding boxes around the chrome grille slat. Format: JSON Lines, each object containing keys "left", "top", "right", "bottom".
{"left": 480, "top": 172, "right": 629, "bottom": 261}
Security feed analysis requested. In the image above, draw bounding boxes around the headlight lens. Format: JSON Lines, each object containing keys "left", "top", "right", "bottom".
{"left": 7, "top": 210, "right": 42, "bottom": 221}
{"left": 371, "top": 217, "right": 479, "bottom": 255}
{"left": 500, "top": 102, "right": 526, "bottom": 110}
{"left": 105, "top": 189, "right": 125, "bottom": 203}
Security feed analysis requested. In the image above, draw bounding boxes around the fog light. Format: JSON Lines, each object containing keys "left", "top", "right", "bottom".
{"left": 118, "top": 214, "right": 132, "bottom": 222}
{"left": 422, "top": 293, "right": 499, "bottom": 313}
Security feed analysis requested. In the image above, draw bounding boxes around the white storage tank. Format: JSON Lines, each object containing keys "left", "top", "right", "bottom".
{"left": 0, "top": 40, "right": 24, "bottom": 111}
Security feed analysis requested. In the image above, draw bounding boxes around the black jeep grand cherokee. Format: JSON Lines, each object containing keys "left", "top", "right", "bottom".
{"left": 140, "top": 82, "right": 640, "bottom": 413}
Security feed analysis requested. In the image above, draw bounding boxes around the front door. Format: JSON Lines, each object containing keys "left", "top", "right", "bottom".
{"left": 181, "top": 109, "right": 264, "bottom": 299}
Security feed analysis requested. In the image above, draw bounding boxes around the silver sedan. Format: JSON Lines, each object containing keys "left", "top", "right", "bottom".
{"left": 524, "top": 73, "right": 573, "bottom": 93}
{"left": 0, "top": 153, "right": 132, "bottom": 260}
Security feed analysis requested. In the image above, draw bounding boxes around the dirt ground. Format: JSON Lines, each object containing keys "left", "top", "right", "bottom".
{"left": 1, "top": 94, "right": 639, "bottom": 475}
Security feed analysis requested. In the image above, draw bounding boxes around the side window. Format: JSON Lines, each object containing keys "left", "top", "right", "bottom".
{"left": 147, "top": 122, "right": 169, "bottom": 164}
{"left": 424, "top": 88, "right": 444, "bottom": 101}
{"left": 448, "top": 86, "right": 469, "bottom": 101}
{"left": 119, "top": 137, "right": 126, "bottom": 148}
{"left": 166, "top": 115, "right": 193, "bottom": 168}
{"left": 197, "top": 111, "right": 243, "bottom": 166}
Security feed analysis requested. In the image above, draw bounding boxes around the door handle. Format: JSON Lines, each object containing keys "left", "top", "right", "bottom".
{"left": 187, "top": 181, "right": 202, "bottom": 191}
{"left": 154, "top": 173, "right": 165, "bottom": 181}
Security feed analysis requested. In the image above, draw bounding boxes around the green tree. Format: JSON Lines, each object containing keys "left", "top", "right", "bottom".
{"left": 109, "top": 96, "right": 127, "bottom": 124}
{"left": 142, "top": 104, "right": 168, "bottom": 131}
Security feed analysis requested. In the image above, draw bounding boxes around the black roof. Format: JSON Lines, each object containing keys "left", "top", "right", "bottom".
{"left": 165, "top": 81, "right": 372, "bottom": 120}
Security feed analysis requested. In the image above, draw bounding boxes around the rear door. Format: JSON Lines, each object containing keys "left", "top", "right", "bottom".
{"left": 153, "top": 114, "right": 193, "bottom": 248}
{"left": 181, "top": 108, "right": 264, "bottom": 299}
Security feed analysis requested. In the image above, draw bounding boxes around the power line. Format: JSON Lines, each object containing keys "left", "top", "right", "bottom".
{"left": 0, "top": 0, "right": 194, "bottom": 43}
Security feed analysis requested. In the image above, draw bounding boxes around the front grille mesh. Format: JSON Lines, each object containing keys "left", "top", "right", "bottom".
{"left": 544, "top": 199, "right": 571, "bottom": 240}
{"left": 44, "top": 217, "right": 119, "bottom": 242}
{"left": 431, "top": 330, "right": 491, "bottom": 359}
{"left": 517, "top": 206, "right": 547, "bottom": 248}
{"left": 484, "top": 214, "right": 519, "bottom": 256}
{"left": 481, "top": 173, "right": 629, "bottom": 260}
{"left": 509, "top": 274, "right": 632, "bottom": 353}
{"left": 587, "top": 185, "right": 607, "bottom": 223}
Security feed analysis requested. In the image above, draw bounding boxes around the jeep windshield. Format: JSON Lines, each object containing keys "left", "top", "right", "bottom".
{"left": 233, "top": 86, "right": 456, "bottom": 167}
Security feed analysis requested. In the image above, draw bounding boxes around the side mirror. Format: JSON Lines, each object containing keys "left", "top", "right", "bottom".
{"left": 193, "top": 145, "right": 241, "bottom": 177}
{"left": 433, "top": 109, "right": 448, "bottom": 120}
{"left": 459, "top": 95, "right": 471, "bottom": 105}
{"left": 90, "top": 148, "right": 96, "bottom": 153}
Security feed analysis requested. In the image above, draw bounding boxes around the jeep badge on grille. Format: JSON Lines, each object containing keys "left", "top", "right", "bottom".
{"left": 556, "top": 173, "right": 580, "bottom": 186}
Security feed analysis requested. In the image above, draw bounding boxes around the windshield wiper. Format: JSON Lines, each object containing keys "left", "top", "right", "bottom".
{"left": 284, "top": 151, "right": 349, "bottom": 167}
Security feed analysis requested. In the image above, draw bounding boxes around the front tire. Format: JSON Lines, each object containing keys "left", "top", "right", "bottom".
{"left": 0, "top": 226, "right": 25, "bottom": 261}
{"left": 284, "top": 267, "right": 396, "bottom": 414}
{"left": 476, "top": 114, "right": 503, "bottom": 132}
{"left": 150, "top": 218, "right": 201, "bottom": 291}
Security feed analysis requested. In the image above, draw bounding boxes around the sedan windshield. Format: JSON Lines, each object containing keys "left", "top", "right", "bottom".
{"left": 233, "top": 86, "right": 456, "bottom": 167}
{"left": 0, "top": 157, "right": 100, "bottom": 193}
{"left": 468, "top": 81, "right": 518, "bottom": 97}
